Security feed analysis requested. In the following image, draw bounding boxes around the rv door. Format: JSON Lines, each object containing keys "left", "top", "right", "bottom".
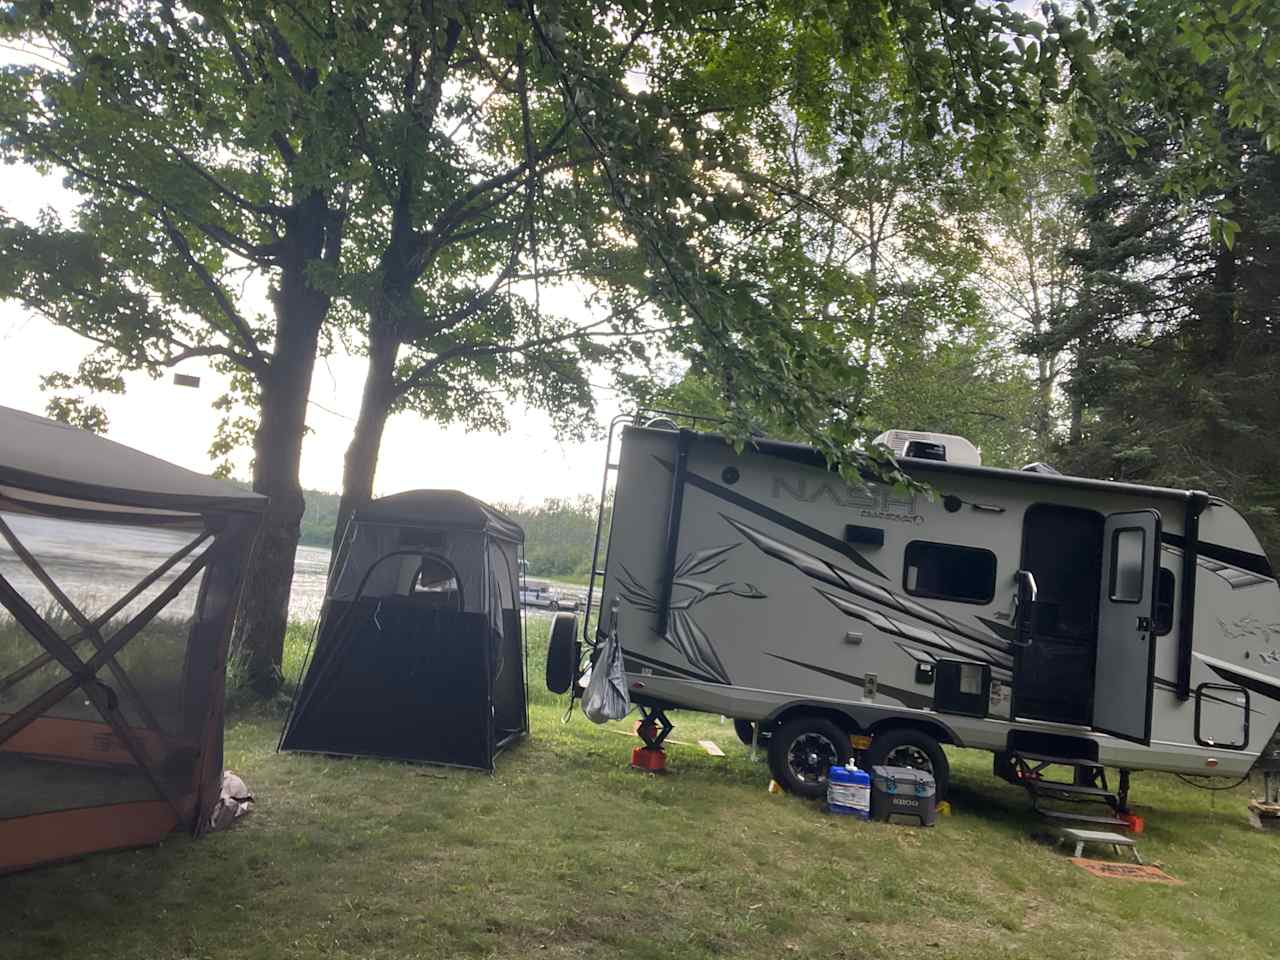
{"left": 1092, "top": 509, "right": 1162, "bottom": 745}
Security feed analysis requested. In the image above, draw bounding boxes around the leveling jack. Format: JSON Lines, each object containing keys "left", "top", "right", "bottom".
{"left": 632, "top": 706, "right": 673, "bottom": 772}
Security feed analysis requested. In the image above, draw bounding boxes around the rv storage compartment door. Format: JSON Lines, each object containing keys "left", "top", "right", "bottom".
{"left": 1092, "top": 509, "right": 1162, "bottom": 745}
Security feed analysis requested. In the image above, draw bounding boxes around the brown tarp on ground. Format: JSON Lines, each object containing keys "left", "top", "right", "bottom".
{"left": 0, "top": 405, "right": 264, "bottom": 874}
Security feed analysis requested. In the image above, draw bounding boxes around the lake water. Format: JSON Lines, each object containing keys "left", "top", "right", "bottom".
{"left": 0, "top": 513, "right": 332, "bottom": 622}
{"left": 0, "top": 516, "right": 581, "bottom": 624}
{"left": 290, "top": 543, "right": 333, "bottom": 620}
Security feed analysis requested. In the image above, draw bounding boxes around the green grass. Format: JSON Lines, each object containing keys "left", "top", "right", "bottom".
{"left": 4, "top": 620, "right": 1280, "bottom": 959}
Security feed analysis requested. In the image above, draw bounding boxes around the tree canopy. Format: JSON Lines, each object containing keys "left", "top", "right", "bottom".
{"left": 4, "top": 0, "right": 1280, "bottom": 690}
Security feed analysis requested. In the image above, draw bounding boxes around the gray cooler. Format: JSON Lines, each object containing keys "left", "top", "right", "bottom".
{"left": 870, "top": 765, "right": 937, "bottom": 826}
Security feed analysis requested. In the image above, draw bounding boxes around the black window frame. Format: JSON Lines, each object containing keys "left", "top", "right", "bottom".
{"left": 902, "top": 540, "right": 998, "bottom": 606}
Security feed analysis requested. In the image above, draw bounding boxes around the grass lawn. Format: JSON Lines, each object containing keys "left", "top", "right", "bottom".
{"left": 4, "top": 624, "right": 1280, "bottom": 959}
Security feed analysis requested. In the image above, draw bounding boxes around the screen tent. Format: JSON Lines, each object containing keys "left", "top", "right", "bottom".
{"left": 0, "top": 405, "right": 264, "bottom": 874}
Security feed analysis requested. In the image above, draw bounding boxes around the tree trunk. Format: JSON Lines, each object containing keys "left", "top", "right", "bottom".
{"left": 1068, "top": 387, "right": 1083, "bottom": 447}
{"left": 332, "top": 319, "right": 399, "bottom": 554}
{"left": 1209, "top": 232, "right": 1238, "bottom": 364}
{"left": 333, "top": 188, "right": 416, "bottom": 552}
{"left": 232, "top": 194, "right": 332, "bottom": 696}
{"left": 1035, "top": 357, "right": 1053, "bottom": 458}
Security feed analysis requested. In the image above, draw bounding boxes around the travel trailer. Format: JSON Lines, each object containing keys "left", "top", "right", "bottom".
{"left": 559, "top": 416, "right": 1280, "bottom": 816}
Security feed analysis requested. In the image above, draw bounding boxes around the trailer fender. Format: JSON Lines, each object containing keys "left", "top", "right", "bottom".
{"left": 865, "top": 715, "right": 963, "bottom": 748}
{"left": 761, "top": 702, "right": 965, "bottom": 748}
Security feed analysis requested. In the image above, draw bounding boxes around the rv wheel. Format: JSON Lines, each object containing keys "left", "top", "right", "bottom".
{"left": 768, "top": 717, "right": 852, "bottom": 799}
{"left": 545, "top": 613, "right": 580, "bottom": 695}
{"left": 862, "top": 728, "right": 951, "bottom": 801}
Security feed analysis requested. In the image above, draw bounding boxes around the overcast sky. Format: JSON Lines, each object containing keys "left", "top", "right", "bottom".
{"left": 0, "top": 163, "right": 624, "bottom": 505}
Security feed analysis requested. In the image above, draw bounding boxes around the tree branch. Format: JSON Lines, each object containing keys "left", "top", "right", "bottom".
{"left": 157, "top": 211, "right": 271, "bottom": 374}
{"left": 394, "top": 306, "right": 669, "bottom": 399}
{"left": 171, "top": 146, "right": 286, "bottom": 218}
{"left": 260, "top": 15, "right": 316, "bottom": 92}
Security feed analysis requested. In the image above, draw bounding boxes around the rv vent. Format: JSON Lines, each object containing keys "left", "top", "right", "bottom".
{"left": 1021, "top": 462, "right": 1061, "bottom": 475}
{"left": 872, "top": 430, "right": 981, "bottom": 466}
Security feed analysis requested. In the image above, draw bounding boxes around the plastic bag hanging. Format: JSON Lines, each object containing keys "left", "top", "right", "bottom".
{"left": 583, "top": 607, "right": 630, "bottom": 724}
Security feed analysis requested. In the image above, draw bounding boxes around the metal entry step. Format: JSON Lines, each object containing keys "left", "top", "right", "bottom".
{"left": 1007, "top": 750, "right": 1132, "bottom": 831}
{"left": 1027, "top": 780, "right": 1117, "bottom": 802}
{"left": 1036, "top": 807, "right": 1130, "bottom": 829}
{"left": 1014, "top": 751, "right": 1104, "bottom": 771}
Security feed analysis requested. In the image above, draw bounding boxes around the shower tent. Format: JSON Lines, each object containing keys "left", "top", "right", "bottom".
{"left": 0, "top": 405, "right": 264, "bottom": 874}
{"left": 279, "top": 491, "right": 527, "bottom": 771}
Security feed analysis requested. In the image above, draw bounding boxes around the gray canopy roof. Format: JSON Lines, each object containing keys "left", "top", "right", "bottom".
{"left": 354, "top": 490, "right": 524, "bottom": 543}
{"left": 0, "top": 405, "right": 266, "bottom": 514}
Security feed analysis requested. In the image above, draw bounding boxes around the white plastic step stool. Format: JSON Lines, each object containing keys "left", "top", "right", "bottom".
{"left": 1055, "top": 826, "right": 1142, "bottom": 863}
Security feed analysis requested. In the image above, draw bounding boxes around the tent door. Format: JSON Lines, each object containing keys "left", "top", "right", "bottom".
{"left": 1091, "top": 509, "right": 1161, "bottom": 746}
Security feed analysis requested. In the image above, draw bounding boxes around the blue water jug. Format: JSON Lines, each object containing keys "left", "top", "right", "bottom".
{"left": 827, "top": 762, "right": 871, "bottom": 819}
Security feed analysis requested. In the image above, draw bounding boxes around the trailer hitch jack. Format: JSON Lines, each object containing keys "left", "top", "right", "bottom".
{"left": 632, "top": 707, "right": 673, "bottom": 773}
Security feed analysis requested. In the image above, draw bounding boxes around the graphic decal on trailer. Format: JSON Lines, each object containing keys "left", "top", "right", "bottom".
{"left": 618, "top": 466, "right": 1023, "bottom": 691}
{"left": 721, "top": 513, "right": 1013, "bottom": 675}
{"left": 616, "top": 543, "right": 766, "bottom": 685}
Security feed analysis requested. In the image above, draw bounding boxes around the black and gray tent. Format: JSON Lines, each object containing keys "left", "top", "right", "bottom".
{"left": 279, "top": 491, "right": 527, "bottom": 771}
{"left": 0, "top": 405, "right": 264, "bottom": 874}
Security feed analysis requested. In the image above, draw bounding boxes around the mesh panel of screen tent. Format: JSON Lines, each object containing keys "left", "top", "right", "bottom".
{"left": 0, "top": 509, "right": 256, "bottom": 873}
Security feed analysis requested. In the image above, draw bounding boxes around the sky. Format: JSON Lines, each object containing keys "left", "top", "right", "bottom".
{"left": 0, "top": 163, "right": 625, "bottom": 505}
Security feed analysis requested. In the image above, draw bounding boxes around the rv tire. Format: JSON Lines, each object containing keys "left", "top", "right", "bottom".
{"left": 545, "top": 613, "right": 580, "bottom": 695}
{"left": 862, "top": 728, "right": 950, "bottom": 801}
{"left": 768, "top": 716, "right": 852, "bottom": 799}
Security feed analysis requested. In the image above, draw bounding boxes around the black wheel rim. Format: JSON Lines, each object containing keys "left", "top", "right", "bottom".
{"left": 787, "top": 732, "right": 839, "bottom": 784}
{"left": 884, "top": 744, "right": 933, "bottom": 774}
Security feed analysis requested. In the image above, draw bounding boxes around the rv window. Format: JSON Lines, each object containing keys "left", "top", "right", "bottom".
{"left": 1153, "top": 568, "right": 1175, "bottom": 636}
{"left": 1109, "top": 527, "right": 1146, "bottom": 603}
{"left": 903, "top": 541, "right": 997, "bottom": 605}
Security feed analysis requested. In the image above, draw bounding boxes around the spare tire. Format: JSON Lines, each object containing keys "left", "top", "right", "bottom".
{"left": 545, "top": 612, "right": 580, "bottom": 695}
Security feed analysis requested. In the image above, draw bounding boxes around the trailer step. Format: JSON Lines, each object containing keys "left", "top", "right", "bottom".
{"left": 1026, "top": 780, "right": 1118, "bottom": 801}
{"left": 1014, "top": 752, "right": 1104, "bottom": 770}
{"left": 1054, "top": 826, "right": 1142, "bottom": 863}
{"left": 1036, "top": 807, "right": 1130, "bottom": 829}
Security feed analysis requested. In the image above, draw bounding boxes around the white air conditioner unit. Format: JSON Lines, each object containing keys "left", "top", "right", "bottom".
{"left": 872, "top": 429, "right": 982, "bottom": 466}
